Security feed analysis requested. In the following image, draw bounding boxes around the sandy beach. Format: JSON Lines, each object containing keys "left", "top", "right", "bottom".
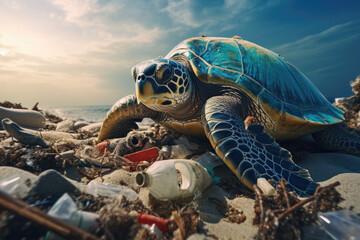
{"left": 0, "top": 95, "right": 360, "bottom": 239}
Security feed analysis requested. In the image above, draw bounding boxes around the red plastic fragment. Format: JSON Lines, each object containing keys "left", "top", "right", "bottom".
{"left": 123, "top": 147, "right": 160, "bottom": 163}
{"left": 137, "top": 213, "right": 170, "bottom": 232}
{"left": 97, "top": 140, "right": 109, "bottom": 153}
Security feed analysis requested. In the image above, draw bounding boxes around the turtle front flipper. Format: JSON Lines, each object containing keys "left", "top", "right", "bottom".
{"left": 202, "top": 96, "right": 318, "bottom": 197}
{"left": 98, "top": 94, "right": 159, "bottom": 141}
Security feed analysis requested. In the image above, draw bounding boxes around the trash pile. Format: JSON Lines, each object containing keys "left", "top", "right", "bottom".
{"left": 1, "top": 97, "right": 360, "bottom": 239}
{"left": 0, "top": 101, "right": 216, "bottom": 239}
{"left": 334, "top": 75, "right": 360, "bottom": 131}
{"left": 253, "top": 180, "right": 343, "bottom": 239}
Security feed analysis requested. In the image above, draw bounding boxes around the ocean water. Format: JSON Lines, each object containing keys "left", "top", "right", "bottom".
{"left": 44, "top": 105, "right": 154, "bottom": 127}
{"left": 44, "top": 105, "right": 112, "bottom": 123}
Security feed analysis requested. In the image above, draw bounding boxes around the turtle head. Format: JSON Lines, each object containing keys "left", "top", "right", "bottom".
{"left": 132, "top": 58, "right": 192, "bottom": 112}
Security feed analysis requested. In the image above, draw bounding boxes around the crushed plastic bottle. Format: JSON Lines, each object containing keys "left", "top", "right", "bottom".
{"left": 45, "top": 193, "right": 99, "bottom": 240}
{"left": 303, "top": 210, "right": 360, "bottom": 240}
{"left": 135, "top": 159, "right": 213, "bottom": 200}
{"left": 85, "top": 180, "right": 138, "bottom": 200}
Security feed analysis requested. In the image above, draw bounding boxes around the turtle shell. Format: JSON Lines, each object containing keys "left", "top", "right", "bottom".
{"left": 165, "top": 37, "right": 344, "bottom": 138}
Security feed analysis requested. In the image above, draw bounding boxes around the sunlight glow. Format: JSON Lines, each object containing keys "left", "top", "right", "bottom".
{"left": 0, "top": 50, "right": 7, "bottom": 56}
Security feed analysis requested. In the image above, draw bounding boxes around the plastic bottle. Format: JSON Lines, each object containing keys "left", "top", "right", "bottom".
{"left": 303, "top": 210, "right": 360, "bottom": 239}
{"left": 135, "top": 159, "right": 213, "bottom": 200}
{"left": 45, "top": 193, "right": 99, "bottom": 240}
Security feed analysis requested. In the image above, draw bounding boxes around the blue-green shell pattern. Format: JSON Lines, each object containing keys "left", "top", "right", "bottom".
{"left": 165, "top": 37, "right": 344, "bottom": 125}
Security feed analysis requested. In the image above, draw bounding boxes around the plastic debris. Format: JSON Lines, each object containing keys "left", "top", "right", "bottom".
{"left": 193, "top": 151, "right": 224, "bottom": 169}
{"left": 0, "top": 175, "right": 32, "bottom": 199}
{"left": 97, "top": 138, "right": 124, "bottom": 153}
{"left": 47, "top": 193, "right": 78, "bottom": 220}
{"left": 73, "top": 121, "right": 89, "bottom": 130}
{"left": 113, "top": 131, "right": 153, "bottom": 156}
{"left": 303, "top": 210, "right": 360, "bottom": 240}
{"left": 0, "top": 190, "right": 100, "bottom": 240}
{"left": 55, "top": 120, "right": 75, "bottom": 132}
{"left": 107, "top": 138, "right": 123, "bottom": 152}
{"left": 136, "top": 161, "right": 150, "bottom": 171}
{"left": 46, "top": 193, "right": 99, "bottom": 240}
{"left": 85, "top": 180, "right": 138, "bottom": 200}
{"left": 257, "top": 178, "right": 275, "bottom": 196}
{"left": 173, "top": 136, "right": 200, "bottom": 151}
{"left": 138, "top": 213, "right": 170, "bottom": 232}
{"left": 0, "top": 106, "right": 46, "bottom": 129}
{"left": 124, "top": 147, "right": 160, "bottom": 163}
{"left": 59, "top": 150, "right": 75, "bottom": 160}
{"left": 1, "top": 118, "right": 48, "bottom": 147}
{"left": 97, "top": 140, "right": 109, "bottom": 153}
{"left": 135, "top": 159, "right": 212, "bottom": 200}
{"left": 161, "top": 144, "right": 194, "bottom": 159}
{"left": 143, "top": 224, "right": 163, "bottom": 239}
{"left": 79, "top": 122, "right": 102, "bottom": 133}
{"left": 253, "top": 180, "right": 343, "bottom": 239}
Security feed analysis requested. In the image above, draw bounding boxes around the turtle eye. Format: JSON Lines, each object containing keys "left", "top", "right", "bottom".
{"left": 156, "top": 63, "right": 174, "bottom": 84}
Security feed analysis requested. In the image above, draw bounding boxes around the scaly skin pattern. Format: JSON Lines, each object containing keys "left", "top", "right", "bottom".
{"left": 312, "top": 124, "right": 360, "bottom": 155}
{"left": 202, "top": 95, "right": 318, "bottom": 197}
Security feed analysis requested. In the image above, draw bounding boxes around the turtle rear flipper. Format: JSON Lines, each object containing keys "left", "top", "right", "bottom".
{"left": 98, "top": 94, "right": 159, "bottom": 141}
{"left": 202, "top": 96, "right": 318, "bottom": 197}
{"left": 312, "top": 123, "right": 360, "bottom": 155}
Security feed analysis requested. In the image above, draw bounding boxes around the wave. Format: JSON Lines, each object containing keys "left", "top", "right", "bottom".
{"left": 44, "top": 105, "right": 111, "bottom": 123}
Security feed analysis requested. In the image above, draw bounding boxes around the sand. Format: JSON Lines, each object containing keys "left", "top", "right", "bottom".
{"left": 1, "top": 103, "right": 360, "bottom": 239}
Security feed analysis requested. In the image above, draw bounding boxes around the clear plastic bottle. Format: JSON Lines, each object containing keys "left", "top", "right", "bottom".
{"left": 135, "top": 159, "right": 213, "bottom": 200}
{"left": 303, "top": 210, "right": 360, "bottom": 240}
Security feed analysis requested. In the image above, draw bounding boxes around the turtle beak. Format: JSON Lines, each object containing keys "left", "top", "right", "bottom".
{"left": 136, "top": 91, "right": 141, "bottom": 104}
{"left": 135, "top": 77, "right": 156, "bottom": 105}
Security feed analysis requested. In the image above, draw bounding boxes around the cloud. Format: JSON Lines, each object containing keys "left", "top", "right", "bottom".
{"left": 162, "top": 0, "right": 282, "bottom": 30}
{"left": 273, "top": 21, "right": 360, "bottom": 97}
{"left": 274, "top": 21, "right": 360, "bottom": 59}
{"left": 1, "top": 0, "right": 358, "bottom": 106}
{"left": 3, "top": 0, "right": 22, "bottom": 9}
{"left": 50, "top": 0, "right": 103, "bottom": 26}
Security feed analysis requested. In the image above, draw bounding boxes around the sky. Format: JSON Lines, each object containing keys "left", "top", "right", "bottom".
{"left": 0, "top": 0, "right": 359, "bottom": 107}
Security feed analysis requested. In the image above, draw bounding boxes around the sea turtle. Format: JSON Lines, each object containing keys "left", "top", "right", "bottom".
{"left": 98, "top": 36, "right": 360, "bottom": 196}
